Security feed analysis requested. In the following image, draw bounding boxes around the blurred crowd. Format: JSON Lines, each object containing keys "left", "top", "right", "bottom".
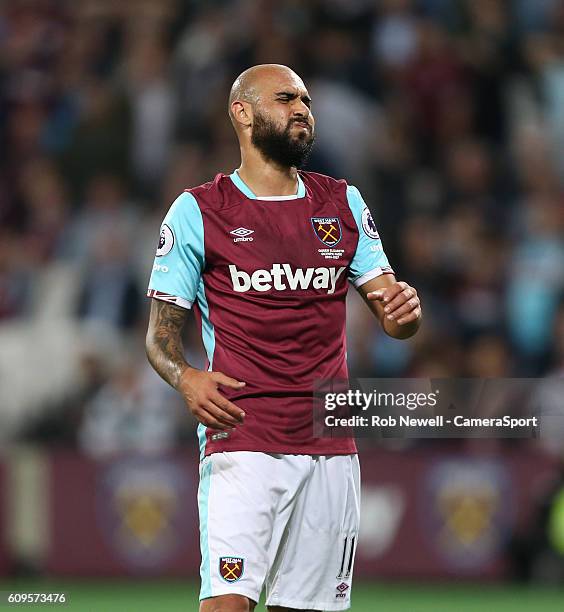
{"left": 1, "top": 0, "right": 564, "bottom": 456}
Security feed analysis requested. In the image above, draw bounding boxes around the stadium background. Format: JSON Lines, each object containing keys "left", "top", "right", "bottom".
{"left": 0, "top": 0, "right": 564, "bottom": 610}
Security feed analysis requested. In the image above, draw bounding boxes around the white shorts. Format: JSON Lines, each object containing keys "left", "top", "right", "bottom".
{"left": 198, "top": 452, "right": 360, "bottom": 611}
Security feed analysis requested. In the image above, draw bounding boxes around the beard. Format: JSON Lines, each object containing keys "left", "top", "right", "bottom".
{"left": 251, "top": 110, "right": 315, "bottom": 169}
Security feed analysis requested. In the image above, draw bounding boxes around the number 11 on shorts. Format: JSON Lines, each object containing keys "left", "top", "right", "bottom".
{"left": 336, "top": 535, "right": 356, "bottom": 579}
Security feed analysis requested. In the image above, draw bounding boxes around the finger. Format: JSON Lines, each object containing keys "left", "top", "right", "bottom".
{"left": 205, "top": 401, "right": 241, "bottom": 427}
{"left": 385, "top": 297, "right": 419, "bottom": 321}
{"left": 366, "top": 289, "right": 386, "bottom": 301}
{"left": 213, "top": 371, "right": 246, "bottom": 389}
{"left": 193, "top": 407, "right": 233, "bottom": 431}
{"left": 376, "top": 281, "right": 406, "bottom": 304}
{"left": 212, "top": 392, "right": 246, "bottom": 421}
{"left": 397, "top": 307, "right": 422, "bottom": 326}
{"left": 384, "top": 287, "right": 416, "bottom": 314}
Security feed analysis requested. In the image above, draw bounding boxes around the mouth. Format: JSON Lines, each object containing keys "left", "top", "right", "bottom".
{"left": 292, "top": 120, "right": 310, "bottom": 130}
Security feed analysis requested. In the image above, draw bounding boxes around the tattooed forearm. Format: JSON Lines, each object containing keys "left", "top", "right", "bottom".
{"left": 146, "top": 299, "right": 192, "bottom": 389}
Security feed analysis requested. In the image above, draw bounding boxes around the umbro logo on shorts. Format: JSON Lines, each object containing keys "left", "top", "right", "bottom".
{"left": 219, "top": 556, "right": 244, "bottom": 582}
{"left": 336, "top": 582, "right": 350, "bottom": 599}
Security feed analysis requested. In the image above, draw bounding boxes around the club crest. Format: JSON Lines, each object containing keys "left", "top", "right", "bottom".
{"left": 219, "top": 556, "right": 244, "bottom": 582}
{"left": 311, "top": 217, "right": 342, "bottom": 247}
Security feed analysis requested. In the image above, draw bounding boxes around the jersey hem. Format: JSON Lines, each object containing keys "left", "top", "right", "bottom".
{"left": 351, "top": 267, "right": 394, "bottom": 288}
{"left": 147, "top": 289, "right": 193, "bottom": 310}
{"left": 203, "top": 444, "right": 357, "bottom": 458}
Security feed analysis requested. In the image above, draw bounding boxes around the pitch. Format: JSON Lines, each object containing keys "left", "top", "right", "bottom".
{"left": 1, "top": 579, "right": 563, "bottom": 611}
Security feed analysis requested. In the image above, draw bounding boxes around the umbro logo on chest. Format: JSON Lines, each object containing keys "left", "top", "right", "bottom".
{"left": 230, "top": 227, "right": 254, "bottom": 243}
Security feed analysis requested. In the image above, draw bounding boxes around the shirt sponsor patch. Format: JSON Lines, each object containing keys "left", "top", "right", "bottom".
{"left": 229, "top": 263, "right": 346, "bottom": 295}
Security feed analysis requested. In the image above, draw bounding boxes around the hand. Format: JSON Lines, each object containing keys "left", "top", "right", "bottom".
{"left": 367, "top": 281, "right": 421, "bottom": 326}
{"left": 178, "top": 368, "right": 246, "bottom": 430}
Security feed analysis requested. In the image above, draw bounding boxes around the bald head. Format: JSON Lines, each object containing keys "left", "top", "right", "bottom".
{"left": 228, "top": 64, "right": 314, "bottom": 168}
{"left": 228, "top": 64, "right": 306, "bottom": 128}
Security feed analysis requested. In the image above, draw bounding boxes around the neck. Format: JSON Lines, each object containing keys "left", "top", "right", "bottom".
{"left": 237, "top": 147, "right": 298, "bottom": 197}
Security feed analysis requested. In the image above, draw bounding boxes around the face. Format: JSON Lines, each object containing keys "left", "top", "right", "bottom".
{"left": 250, "top": 72, "right": 315, "bottom": 168}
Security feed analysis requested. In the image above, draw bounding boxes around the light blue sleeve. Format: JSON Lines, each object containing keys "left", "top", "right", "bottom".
{"left": 346, "top": 185, "right": 393, "bottom": 287}
{"left": 147, "top": 192, "right": 205, "bottom": 309}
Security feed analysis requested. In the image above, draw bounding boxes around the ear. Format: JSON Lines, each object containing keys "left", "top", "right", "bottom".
{"left": 231, "top": 100, "right": 252, "bottom": 129}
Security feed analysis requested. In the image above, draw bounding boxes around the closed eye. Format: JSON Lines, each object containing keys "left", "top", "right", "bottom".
{"left": 275, "top": 92, "right": 312, "bottom": 108}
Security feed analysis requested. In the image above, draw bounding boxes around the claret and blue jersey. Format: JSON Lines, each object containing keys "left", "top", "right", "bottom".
{"left": 147, "top": 170, "right": 393, "bottom": 458}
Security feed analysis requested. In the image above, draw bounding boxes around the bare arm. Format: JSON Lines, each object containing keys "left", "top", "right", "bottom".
{"left": 356, "top": 274, "right": 421, "bottom": 340}
{"left": 146, "top": 299, "right": 246, "bottom": 430}
{"left": 146, "top": 298, "right": 190, "bottom": 389}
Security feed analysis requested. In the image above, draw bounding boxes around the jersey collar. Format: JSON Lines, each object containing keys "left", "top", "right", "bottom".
{"left": 230, "top": 170, "right": 305, "bottom": 200}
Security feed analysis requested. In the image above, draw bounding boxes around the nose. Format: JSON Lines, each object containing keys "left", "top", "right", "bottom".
{"left": 293, "top": 99, "right": 310, "bottom": 118}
